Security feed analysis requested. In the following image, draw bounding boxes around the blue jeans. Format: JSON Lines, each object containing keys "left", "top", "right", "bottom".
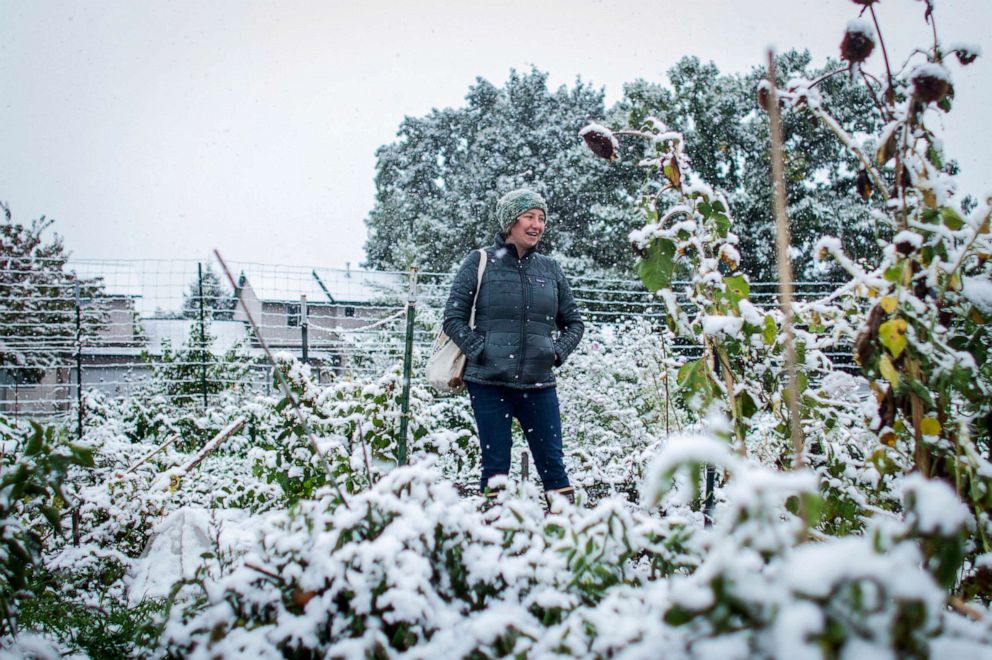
{"left": 466, "top": 382, "right": 570, "bottom": 492}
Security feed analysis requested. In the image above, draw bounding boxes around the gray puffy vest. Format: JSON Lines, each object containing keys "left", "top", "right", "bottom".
{"left": 442, "top": 235, "right": 584, "bottom": 389}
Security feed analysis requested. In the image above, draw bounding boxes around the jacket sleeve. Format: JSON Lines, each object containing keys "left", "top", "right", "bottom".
{"left": 553, "top": 260, "right": 584, "bottom": 366}
{"left": 442, "top": 250, "right": 485, "bottom": 362}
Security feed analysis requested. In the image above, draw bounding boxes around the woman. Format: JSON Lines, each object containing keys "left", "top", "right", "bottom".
{"left": 443, "top": 189, "right": 584, "bottom": 504}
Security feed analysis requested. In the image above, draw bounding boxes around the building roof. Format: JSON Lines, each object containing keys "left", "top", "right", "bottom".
{"left": 234, "top": 264, "right": 406, "bottom": 304}
{"left": 65, "top": 258, "right": 410, "bottom": 314}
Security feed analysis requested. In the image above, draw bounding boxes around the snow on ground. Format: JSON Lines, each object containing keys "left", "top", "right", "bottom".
{"left": 127, "top": 507, "right": 257, "bottom": 604}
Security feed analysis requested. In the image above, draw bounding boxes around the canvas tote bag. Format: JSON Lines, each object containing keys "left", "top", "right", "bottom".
{"left": 426, "top": 249, "right": 487, "bottom": 393}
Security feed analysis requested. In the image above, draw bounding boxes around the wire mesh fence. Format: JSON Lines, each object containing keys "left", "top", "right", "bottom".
{"left": 0, "top": 255, "right": 843, "bottom": 421}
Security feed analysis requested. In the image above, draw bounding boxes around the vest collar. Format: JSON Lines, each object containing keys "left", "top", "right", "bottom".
{"left": 491, "top": 233, "right": 537, "bottom": 261}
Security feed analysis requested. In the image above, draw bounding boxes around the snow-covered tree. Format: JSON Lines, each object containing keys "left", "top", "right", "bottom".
{"left": 0, "top": 203, "right": 105, "bottom": 383}
{"left": 363, "top": 68, "right": 644, "bottom": 274}
{"left": 180, "top": 263, "right": 235, "bottom": 321}
{"left": 152, "top": 325, "right": 247, "bottom": 410}
{"left": 365, "top": 58, "right": 883, "bottom": 280}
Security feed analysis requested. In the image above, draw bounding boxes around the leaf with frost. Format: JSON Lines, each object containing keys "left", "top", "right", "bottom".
{"left": 722, "top": 276, "right": 750, "bottom": 307}
{"left": 941, "top": 207, "right": 966, "bottom": 231}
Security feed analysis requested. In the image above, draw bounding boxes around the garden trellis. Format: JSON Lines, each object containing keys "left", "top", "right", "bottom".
{"left": 0, "top": 255, "right": 842, "bottom": 421}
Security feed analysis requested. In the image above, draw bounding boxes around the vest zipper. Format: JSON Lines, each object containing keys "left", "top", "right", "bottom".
{"left": 515, "top": 256, "right": 528, "bottom": 381}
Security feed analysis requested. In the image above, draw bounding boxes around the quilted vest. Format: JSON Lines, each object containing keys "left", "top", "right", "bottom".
{"left": 442, "top": 235, "right": 584, "bottom": 389}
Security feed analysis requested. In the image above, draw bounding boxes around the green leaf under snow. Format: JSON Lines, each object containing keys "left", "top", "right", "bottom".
{"left": 786, "top": 492, "right": 824, "bottom": 527}
{"left": 737, "top": 389, "right": 758, "bottom": 419}
{"left": 676, "top": 358, "right": 716, "bottom": 410}
{"left": 637, "top": 238, "right": 676, "bottom": 292}
{"left": 70, "top": 445, "right": 95, "bottom": 468}
{"left": 940, "top": 207, "right": 965, "bottom": 231}
{"left": 713, "top": 213, "right": 731, "bottom": 238}
{"left": 722, "top": 276, "right": 750, "bottom": 307}
{"left": 883, "top": 265, "right": 903, "bottom": 284}
{"left": 763, "top": 315, "right": 777, "bottom": 346}
{"left": 40, "top": 505, "right": 62, "bottom": 531}
{"left": 25, "top": 423, "right": 43, "bottom": 457}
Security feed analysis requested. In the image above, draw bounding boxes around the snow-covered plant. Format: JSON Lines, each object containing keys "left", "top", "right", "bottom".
{"left": 47, "top": 394, "right": 273, "bottom": 602}
{"left": 557, "top": 318, "right": 677, "bottom": 498}
{"left": 159, "top": 463, "right": 533, "bottom": 657}
{"left": 0, "top": 204, "right": 108, "bottom": 384}
{"left": 251, "top": 354, "right": 478, "bottom": 503}
{"left": 156, "top": 441, "right": 992, "bottom": 658}
{"left": 146, "top": 321, "right": 255, "bottom": 447}
{"left": 75, "top": 319, "right": 259, "bottom": 451}
{"left": 0, "top": 416, "right": 93, "bottom": 634}
{"left": 633, "top": 431, "right": 984, "bottom": 658}
{"left": 13, "top": 409, "right": 269, "bottom": 656}
{"left": 580, "top": 119, "right": 822, "bottom": 457}
{"left": 158, "top": 460, "right": 697, "bottom": 657}
{"left": 179, "top": 262, "right": 237, "bottom": 321}
{"left": 59, "top": 425, "right": 171, "bottom": 562}
{"left": 579, "top": 1, "right": 991, "bottom": 604}
{"left": 768, "top": 2, "right": 992, "bottom": 562}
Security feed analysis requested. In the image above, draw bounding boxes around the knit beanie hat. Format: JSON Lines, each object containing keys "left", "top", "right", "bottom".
{"left": 495, "top": 189, "right": 547, "bottom": 235}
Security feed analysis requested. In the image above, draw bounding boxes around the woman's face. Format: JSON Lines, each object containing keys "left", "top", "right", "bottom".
{"left": 506, "top": 208, "right": 546, "bottom": 251}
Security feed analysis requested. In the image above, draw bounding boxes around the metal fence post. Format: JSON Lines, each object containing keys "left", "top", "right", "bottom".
{"left": 72, "top": 507, "right": 80, "bottom": 547}
{"left": 197, "top": 262, "right": 208, "bottom": 411}
{"left": 74, "top": 279, "right": 83, "bottom": 441}
{"left": 703, "top": 466, "right": 716, "bottom": 525}
{"left": 301, "top": 294, "right": 309, "bottom": 363}
{"left": 397, "top": 267, "right": 418, "bottom": 466}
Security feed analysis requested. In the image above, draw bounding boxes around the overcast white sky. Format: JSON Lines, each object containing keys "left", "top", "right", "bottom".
{"left": 2, "top": 0, "right": 989, "bottom": 270}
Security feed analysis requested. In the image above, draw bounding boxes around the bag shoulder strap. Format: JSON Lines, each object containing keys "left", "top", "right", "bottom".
{"left": 468, "top": 248, "right": 487, "bottom": 330}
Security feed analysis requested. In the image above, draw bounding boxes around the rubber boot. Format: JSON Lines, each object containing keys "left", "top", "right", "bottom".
{"left": 544, "top": 486, "right": 575, "bottom": 513}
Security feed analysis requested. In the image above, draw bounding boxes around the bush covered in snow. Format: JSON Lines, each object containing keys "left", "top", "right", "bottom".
{"left": 249, "top": 354, "right": 479, "bottom": 503}
{"left": 0, "top": 417, "right": 92, "bottom": 636}
{"left": 579, "top": 0, "right": 992, "bottom": 604}
{"left": 153, "top": 435, "right": 990, "bottom": 658}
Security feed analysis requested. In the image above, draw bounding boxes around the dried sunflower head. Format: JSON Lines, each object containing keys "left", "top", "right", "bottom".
{"left": 578, "top": 123, "right": 619, "bottom": 161}
{"left": 840, "top": 20, "right": 876, "bottom": 64}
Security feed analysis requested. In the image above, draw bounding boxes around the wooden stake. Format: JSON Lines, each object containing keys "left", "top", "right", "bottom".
{"left": 152, "top": 418, "right": 244, "bottom": 491}
{"left": 766, "top": 51, "right": 806, "bottom": 472}
{"left": 125, "top": 433, "right": 180, "bottom": 474}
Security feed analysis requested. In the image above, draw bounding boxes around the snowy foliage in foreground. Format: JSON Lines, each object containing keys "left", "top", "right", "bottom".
{"left": 2, "top": 334, "right": 991, "bottom": 657}
{"left": 156, "top": 442, "right": 991, "bottom": 659}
